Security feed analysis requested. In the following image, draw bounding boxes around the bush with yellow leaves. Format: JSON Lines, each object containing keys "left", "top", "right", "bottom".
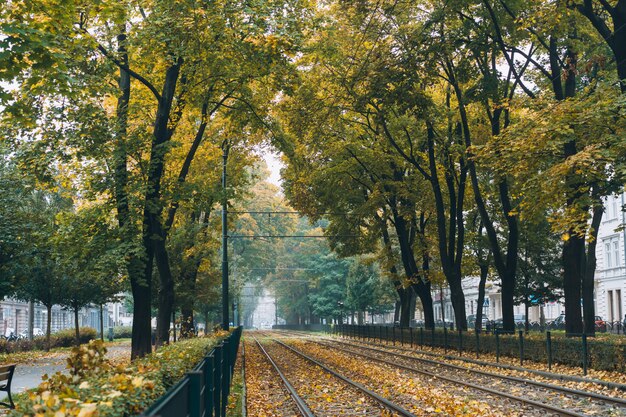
{"left": 10, "top": 332, "right": 229, "bottom": 417}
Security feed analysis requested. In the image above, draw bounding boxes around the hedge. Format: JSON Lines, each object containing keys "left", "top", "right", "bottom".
{"left": 0, "top": 327, "right": 97, "bottom": 354}
{"left": 112, "top": 326, "right": 133, "bottom": 339}
{"left": 9, "top": 330, "right": 230, "bottom": 417}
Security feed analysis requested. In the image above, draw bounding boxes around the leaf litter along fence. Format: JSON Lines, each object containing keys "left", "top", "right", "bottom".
{"left": 334, "top": 324, "right": 626, "bottom": 375}
{"left": 138, "top": 326, "right": 243, "bottom": 417}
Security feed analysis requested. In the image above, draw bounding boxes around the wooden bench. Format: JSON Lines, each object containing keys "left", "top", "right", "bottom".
{"left": 0, "top": 364, "right": 15, "bottom": 409}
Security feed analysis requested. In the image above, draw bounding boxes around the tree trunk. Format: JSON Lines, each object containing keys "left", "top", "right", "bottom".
{"left": 425, "top": 122, "right": 468, "bottom": 330}
{"left": 412, "top": 283, "right": 434, "bottom": 329}
{"left": 181, "top": 306, "right": 194, "bottom": 338}
{"left": 74, "top": 306, "right": 80, "bottom": 346}
{"left": 583, "top": 203, "right": 603, "bottom": 335}
{"left": 113, "top": 28, "right": 152, "bottom": 360}
{"left": 145, "top": 60, "right": 182, "bottom": 347}
{"left": 563, "top": 233, "right": 585, "bottom": 335}
{"left": 155, "top": 238, "right": 175, "bottom": 346}
{"left": 476, "top": 262, "right": 489, "bottom": 333}
{"left": 131, "top": 262, "right": 153, "bottom": 359}
{"left": 46, "top": 304, "right": 52, "bottom": 351}
{"left": 397, "top": 286, "right": 411, "bottom": 327}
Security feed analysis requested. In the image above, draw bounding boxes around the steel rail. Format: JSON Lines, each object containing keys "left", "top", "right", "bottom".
{"left": 251, "top": 335, "right": 315, "bottom": 417}
{"left": 324, "top": 331, "right": 626, "bottom": 392}
{"left": 267, "top": 338, "right": 418, "bottom": 417}
{"left": 327, "top": 338, "right": 626, "bottom": 408}
{"left": 307, "top": 338, "right": 590, "bottom": 417}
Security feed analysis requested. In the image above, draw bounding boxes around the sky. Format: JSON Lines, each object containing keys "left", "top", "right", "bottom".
{"left": 262, "top": 149, "right": 284, "bottom": 187}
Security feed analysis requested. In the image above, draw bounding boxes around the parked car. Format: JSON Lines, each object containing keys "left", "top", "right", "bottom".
{"left": 467, "top": 314, "right": 489, "bottom": 329}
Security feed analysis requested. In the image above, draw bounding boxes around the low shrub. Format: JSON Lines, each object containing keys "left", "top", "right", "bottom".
{"left": 10, "top": 330, "right": 230, "bottom": 417}
{"left": 0, "top": 327, "right": 97, "bottom": 355}
{"left": 112, "top": 326, "right": 133, "bottom": 339}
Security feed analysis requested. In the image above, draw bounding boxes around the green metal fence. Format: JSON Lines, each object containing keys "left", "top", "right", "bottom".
{"left": 138, "top": 326, "right": 243, "bottom": 417}
{"left": 334, "top": 324, "right": 626, "bottom": 374}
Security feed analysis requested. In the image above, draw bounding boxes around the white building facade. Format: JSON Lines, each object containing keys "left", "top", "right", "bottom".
{"left": 595, "top": 192, "right": 626, "bottom": 323}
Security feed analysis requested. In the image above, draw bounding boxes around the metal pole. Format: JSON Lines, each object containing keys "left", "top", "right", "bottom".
{"left": 221, "top": 146, "right": 230, "bottom": 331}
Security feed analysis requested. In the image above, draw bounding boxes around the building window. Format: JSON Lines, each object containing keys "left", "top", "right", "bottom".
{"left": 605, "top": 237, "right": 621, "bottom": 269}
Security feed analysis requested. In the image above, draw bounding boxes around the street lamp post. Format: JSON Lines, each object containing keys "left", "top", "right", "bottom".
{"left": 221, "top": 144, "right": 230, "bottom": 331}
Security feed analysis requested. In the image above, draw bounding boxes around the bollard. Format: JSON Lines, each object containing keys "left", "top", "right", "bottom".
{"left": 420, "top": 327, "right": 424, "bottom": 348}
{"left": 518, "top": 330, "right": 524, "bottom": 366}
{"left": 410, "top": 327, "right": 414, "bottom": 348}
{"left": 188, "top": 371, "right": 202, "bottom": 417}
{"left": 386, "top": 326, "right": 389, "bottom": 345}
{"left": 546, "top": 331, "right": 552, "bottom": 371}
{"left": 392, "top": 326, "right": 396, "bottom": 346}
{"left": 582, "top": 333, "right": 588, "bottom": 376}
{"left": 458, "top": 328, "right": 463, "bottom": 356}
{"left": 444, "top": 327, "right": 448, "bottom": 354}
{"left": 495, "top": 331, "right": 500, "bottom": 363}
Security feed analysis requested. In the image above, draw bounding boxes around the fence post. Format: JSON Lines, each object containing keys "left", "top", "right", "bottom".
{"left": 431, "top": 327, "right": 435, "bottom": 350}
{"left": 518, "top": 330, "right": 524, "bottom": 366}
{"left": 188, "top": 371, "right": 202, "bottom": 417}
{"left": 386, "top": 326, "right": 389, "bottom": 345}
{"left": 582, "top": 333, "right": 588, "bottom": 376}
{"left": 420, "top": 327, "right": 424, "bottom": 348}
{"left": 221, "top": 340, "right": 230, "bottom": 417}
{"left": 392, "top": 326, "right": 396, "bottom": 346}
{"left": 546, "top": 331, "right": 552, "bottom": 371}
{"left": 205, "top": 354, "right": 215, "bottom": 416}
{"left": 213, "top": 345, "right": 222, "bottom": 416}
{"left": 444, "top": 327, "right": 448, "bottom": 354}
{"left": 475, "top": 331, "right": 480, "bottom": 359}
{"left": 495, "top": 331, "right": 500, "bottom": 363}
{"left": 458, "top": 329, "right": 463, "bottom": 356}
{"left": 410, "top": 327, "right": 414, "bottom": 348}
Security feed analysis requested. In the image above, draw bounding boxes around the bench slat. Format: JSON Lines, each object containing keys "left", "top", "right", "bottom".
{"left": 0, "top": 365, "right": 15, "bottom": 383}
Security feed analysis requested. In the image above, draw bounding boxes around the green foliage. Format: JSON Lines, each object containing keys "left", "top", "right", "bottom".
{"left": 112, "top": 326, "right": 133, "bottom": 339}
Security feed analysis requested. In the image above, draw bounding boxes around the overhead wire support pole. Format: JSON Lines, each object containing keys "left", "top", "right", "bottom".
{"left": 221, "top": 143, "right": 230, "bottom": 331}
{"left": 228, "top": 235, "right": 361, "bottom": 239}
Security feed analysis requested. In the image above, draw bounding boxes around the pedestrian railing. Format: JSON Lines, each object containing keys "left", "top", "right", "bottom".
{"left": 334, "top": 324, "right": 626, "bottom": 375}
{"left": 138, "top": 326, "right": 242, "bottom": 417}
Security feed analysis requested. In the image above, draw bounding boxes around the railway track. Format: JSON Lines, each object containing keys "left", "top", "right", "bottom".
{"left": 251, "top": 334, "right": 416, "bottom": 416}
{"left": 281, "top": 334, "right": 624, "bottom": 417}
{"left": 328, "top": 337, "right": 626, "bottom": 408}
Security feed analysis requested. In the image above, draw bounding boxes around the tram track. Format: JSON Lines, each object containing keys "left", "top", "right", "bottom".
{"left": 269, "top": 331, "right": 623, "bottom": 416}
{"left": 325, "top": 337, "right": 626, "bottom": 410}
{"left": 252, "top": 333, "right": 416, "bottom": 416}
